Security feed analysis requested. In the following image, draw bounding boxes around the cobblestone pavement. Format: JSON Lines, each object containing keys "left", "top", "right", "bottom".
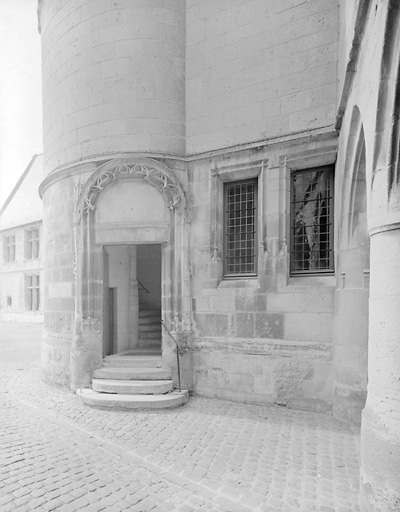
{"left": 0, "top": 322, "right": 361, "bottom": 511}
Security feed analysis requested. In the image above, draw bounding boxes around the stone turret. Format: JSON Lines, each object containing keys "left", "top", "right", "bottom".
{"left": 38, "top": 0, "right": 186, "bottom": 387}
{"left": 39, "top": 0, "right": 185, "bottom": 176}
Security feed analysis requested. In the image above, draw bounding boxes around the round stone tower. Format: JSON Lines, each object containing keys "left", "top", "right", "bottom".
{"left": 38, "top": 0, "right": 187, "bottom": 388}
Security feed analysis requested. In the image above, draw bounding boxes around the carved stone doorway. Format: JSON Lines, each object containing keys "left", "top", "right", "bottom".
{"left": 71, "top": 156, "right": 191, "bottom": 391}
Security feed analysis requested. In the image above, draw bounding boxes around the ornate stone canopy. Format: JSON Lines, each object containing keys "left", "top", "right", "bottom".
{"left": 76, "top": 157, "right": 188, "bottom": 222}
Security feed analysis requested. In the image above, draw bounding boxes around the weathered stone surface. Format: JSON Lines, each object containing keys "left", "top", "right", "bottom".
{"left": 35, "top": 1, "right": 400, "bottom": 508}
{"left": 1, "top": 322, "right": 361, "bottom": 512}
{"left": 255, "top": 313, "right": 284, "bottom": 339}
{"left": 194, "top": 313, "right": 229, "bottom": 337}
{"left": 235, "top": 312, "right": 254, "bottom": 338}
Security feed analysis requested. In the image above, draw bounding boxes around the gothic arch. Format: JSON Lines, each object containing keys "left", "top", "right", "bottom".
{"left": 338, "top": 106, "right": 370, "bottom": 250}
{"left": 75, "top": 156, "right": 188, "bottom": 222}
{"left": 333, "top": 105, "right": 369, "bottom": 425}
{"left": 373, "top": 0, "right": 400, "bottom": 195}
{"left": 70, "top": 156, "right": 192, "bottom": 390}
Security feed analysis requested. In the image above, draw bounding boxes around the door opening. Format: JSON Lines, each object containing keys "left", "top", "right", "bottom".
{"left": 103, "top": 244, "right": 162, "bottom": 356}
{"left": 137, "top": 244, "right": 162, "bottom": 351}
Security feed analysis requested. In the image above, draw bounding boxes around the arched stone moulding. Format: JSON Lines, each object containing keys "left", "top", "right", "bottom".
{"left": 372, "top": 0, "right": 400, "bottom": 196}
{"left": 333, "top": 106, "right": 370, "bottom": 426}
{"left": 75, "top": 157, "right": 188, "bottom": 221}
{"left": 336, "top": 106, "right": 371, "bottom": 248}
{"left": 71, "top": 156, "right": 192, "bottom": 391}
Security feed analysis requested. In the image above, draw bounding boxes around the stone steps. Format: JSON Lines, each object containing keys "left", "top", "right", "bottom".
{"left": 139, "top": 324, "right": 162, "bottom": 332}
{"left": 103, "top": 354, "right": 162, "bottom": 368}
{"left": 139, "top": 315, "right": 161, "bottom": 324}
{"left": 139, "top": 337, "right": 161, "bottom": 344}
{"left": 78, "top": 330, "right": 188, "bottom": 409}
{"left": 94, "top": 366, "right": 171, "bottom": 380}
{"left": 117, "top": 346, "right": 161, "bottom": 355}
{"left": 139, "top": 308, "right": 161, "bottom": 348}
{"left": 139, "top": 308, "right": 161, "bottom": 318}
{"left": 92, "top": 378, "right": 174, "bottom": 395}
{"left": 78, "top": 388, "right": 188, "bottom": 409}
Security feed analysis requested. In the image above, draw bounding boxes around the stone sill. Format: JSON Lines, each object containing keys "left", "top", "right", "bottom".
{"left": 280, "top": 274, "right": 336, "bottom": 292}
{"left": 218, "top": 278, "right": 260, "bottom": 289}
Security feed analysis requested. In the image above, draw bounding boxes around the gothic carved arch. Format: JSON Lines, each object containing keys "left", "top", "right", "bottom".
{"left": 75, "top": 156, "right": 188, "bottom": 223}
{"left": 70, "top": 156, "right": 192, "bottom": 390}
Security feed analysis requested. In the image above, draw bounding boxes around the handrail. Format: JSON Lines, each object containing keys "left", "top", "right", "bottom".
{"left": 137, "top": 279, "right": 150, "bottom": 294}
{"left": 161, "top": 319, "right": 184, "bottom": 392}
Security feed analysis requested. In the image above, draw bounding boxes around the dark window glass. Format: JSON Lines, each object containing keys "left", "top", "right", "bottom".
{"left": 224, "top": 180, "right": 257, "bottom": 276}
{"left": 291, "top": 167, "right": 334, "bottom": 274}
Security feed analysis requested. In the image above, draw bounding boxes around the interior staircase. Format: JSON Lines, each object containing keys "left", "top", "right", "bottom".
{"left": 78, "top": 309, "right": 189, "bottom": 409}
{"left": 138, "top": 308, "right": 162, "bottom": 347}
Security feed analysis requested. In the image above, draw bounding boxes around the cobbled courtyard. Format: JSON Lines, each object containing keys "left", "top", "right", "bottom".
{"left": 0, "top": 323, "right": 360, "bottom": 511}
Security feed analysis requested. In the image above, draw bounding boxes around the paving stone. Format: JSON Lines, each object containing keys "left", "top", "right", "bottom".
{"left": 0, "top": 322, "right": 361, "bottom": 511}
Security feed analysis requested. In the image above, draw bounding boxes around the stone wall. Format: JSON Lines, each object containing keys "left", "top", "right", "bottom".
{"left": 0, "top": 224, "right": 43, "bottom": 323}
{"left": 39, "top": 0, "right": 186, "bottom": 175}
{"left": 38, "top": 0, "right": 341, "bottom": 411}
{"left": 41, "top": 176, "right": 76, "bottom": 387}
{"left": 186, "top": 0, "right": 338, "bottom": 153}
{"left": 189, "top": 133, "right": 337, "bottom": 411}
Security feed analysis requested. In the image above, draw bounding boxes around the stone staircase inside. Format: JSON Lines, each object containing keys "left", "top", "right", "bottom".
{"left": 78, "top": 309, "right": 189, "bottom": 409}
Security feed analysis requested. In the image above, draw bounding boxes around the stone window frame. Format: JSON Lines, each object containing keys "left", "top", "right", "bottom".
{"left": 210, "top": 160, "right": 264, "bottom": 282}
{"left": 223, "top": 178, "right": 258, "bottom": 278}
{"left": 290, "top": 165, "right": 335, "bottom": 276}
{"left": 3, "top": 233, "right": 16, "bottom": 263}
{"left": 25, "top": 274, "right": 40, "bottom": 311}
{"left": 278, "top": 142, "right": 337, "bottom": 289}
{"left": 25, "top": 226, "right": 40, "bottom": 260}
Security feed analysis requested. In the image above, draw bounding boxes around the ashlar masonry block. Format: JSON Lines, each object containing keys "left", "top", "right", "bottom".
{"left": 255, "top": 313, "right": 284, "bottom": 339}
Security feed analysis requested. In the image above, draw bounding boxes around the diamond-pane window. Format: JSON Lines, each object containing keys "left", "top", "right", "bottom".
{"left": 224, "top": 180, "right": 257, "bottom": 276}
{"left": 290, "top": 166, "right": 334, "bottom": 274}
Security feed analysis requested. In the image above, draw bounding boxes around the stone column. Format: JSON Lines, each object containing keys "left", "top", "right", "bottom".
{"left": 332, "top": 275, "right": 369, "bottom": 425}
{"left": 360, "top": 222, "right": 400, "bottom": 510}
{"left": 129, "top": 246, "right": 139, "bottom": 348}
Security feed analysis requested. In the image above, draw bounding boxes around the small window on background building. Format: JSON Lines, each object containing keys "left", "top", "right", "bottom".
{"left": 3, "top": 235, "right": 16, "bottom": 262}
{"left": 224, "top": 179, "right": 257, "bottom": 277}
{"left": 26, "top": 275, "right": 40, "bottom": 311}
{"left": 290, "top": 166, "right": 334, "bottom": 274}
{"left": 26, "top": 228, "right": 40, "bottom": 259}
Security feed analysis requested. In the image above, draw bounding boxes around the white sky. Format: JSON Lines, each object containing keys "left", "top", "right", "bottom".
{"left": 0, "top": 0, "right": 43, "bottom": 206}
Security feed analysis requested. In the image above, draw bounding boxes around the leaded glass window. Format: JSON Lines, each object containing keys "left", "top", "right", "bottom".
{"left": 224, "top": 180, "right": 257, "bottom": 276}
{"left": 291, "top": 167, "right": 334, "bottom": 274}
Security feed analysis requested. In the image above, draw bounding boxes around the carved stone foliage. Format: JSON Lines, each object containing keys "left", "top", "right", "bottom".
{"left": 81, "top": 162, "right": 184, "bottom": 216}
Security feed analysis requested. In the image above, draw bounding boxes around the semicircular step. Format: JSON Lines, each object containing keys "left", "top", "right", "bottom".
{"left": 94, "top": 367, "right": 172, "bottom": 380}
{"left": 78, "top": 388, "right": 189, "bottom": 409}
{"left": 92, "top": 378, "right": 174, "bottom": 395}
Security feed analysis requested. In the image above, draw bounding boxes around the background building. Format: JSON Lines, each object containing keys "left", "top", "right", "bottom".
{"left": 37, "top": 1, "right": 400, "bottom": 509}
{"left": 0, "top": 154, "right": 44, "bottom": 323}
